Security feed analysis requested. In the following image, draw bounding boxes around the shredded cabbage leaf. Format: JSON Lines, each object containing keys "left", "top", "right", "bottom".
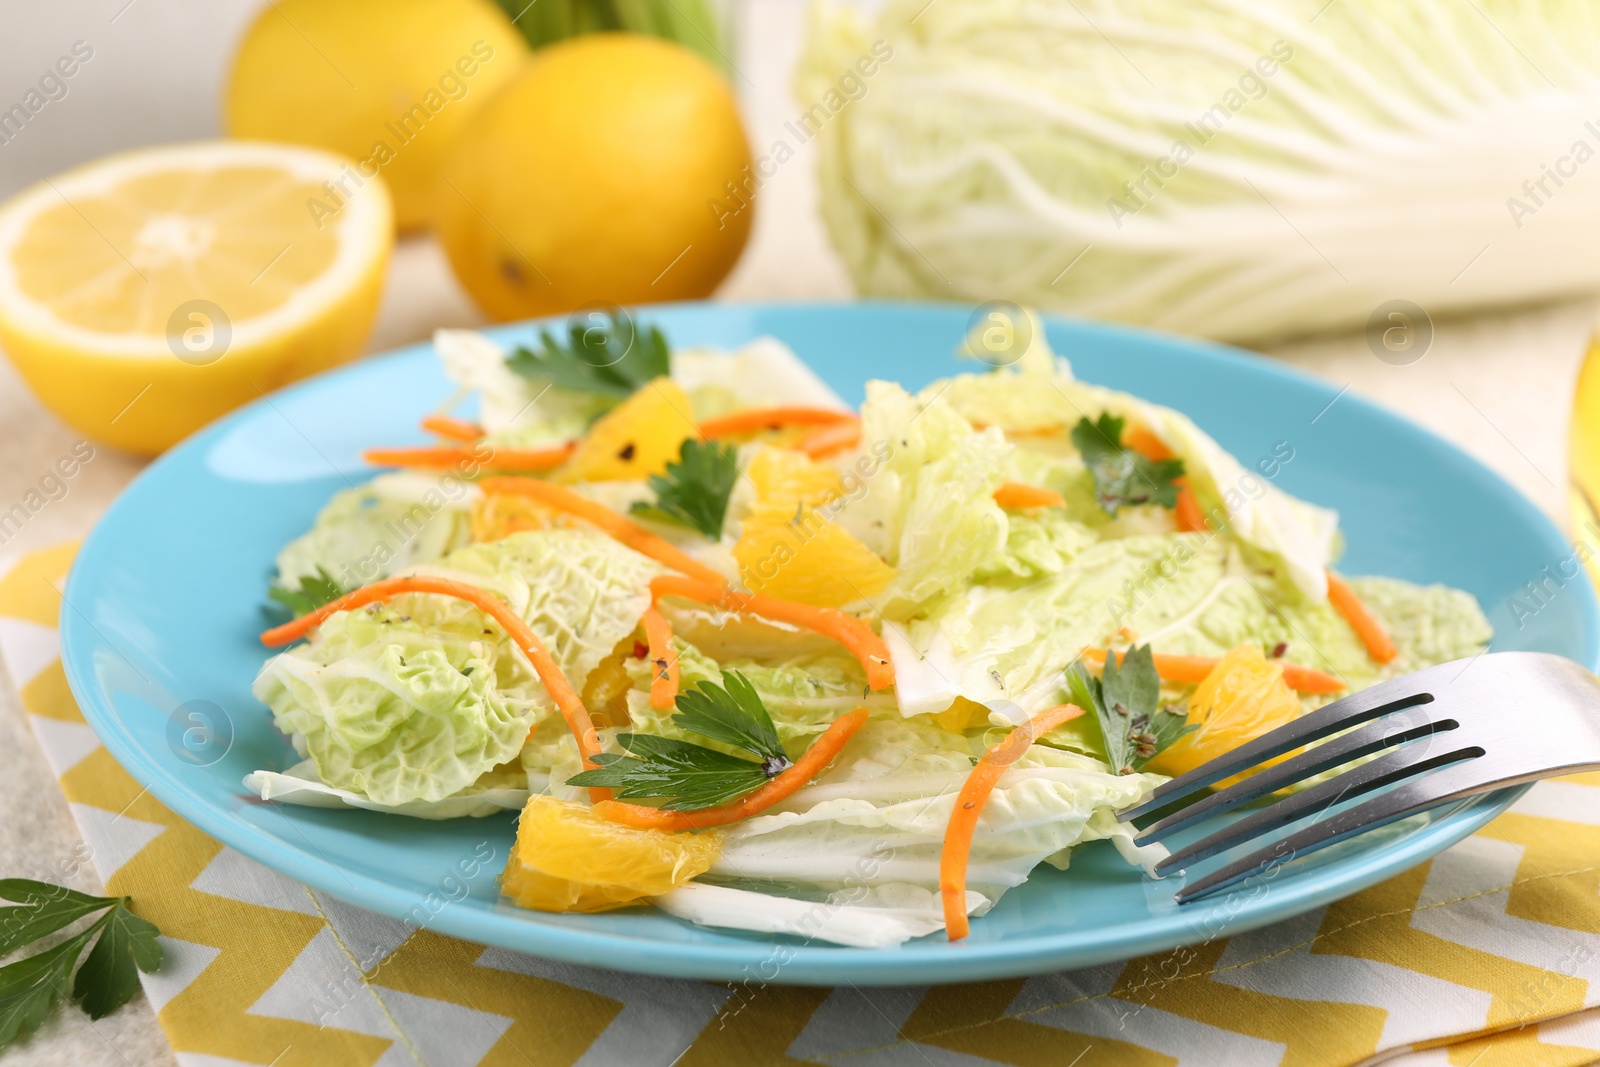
{"left": 925, "top": 330, "right": 1337, "bottom": 597}
{"left": 656, "top": 882, "right": 980, "bottom": 948}
{"left": 273, "top": 472, "right": 476, "bottom": 591}
{"left": 836, "top": 381, "right": 1011, "bottom": 618}
{"left": 435, "top": 329, "right": 848, "bottom": 444}
{"left": 243, "top": 760, "right": 530, "bottom": 819}
{"left": 254, "top": 530, "right": 660, "bottom": 806}
{"left": 708, "top": 716, "right": 1159, "bottom": 910}
{"left": 408, "top": 529, "right": 662, "bottom": 690}
{"left": 253, "top": 609, "right": 539, "bottom": 805}
{"left": 885, "top": 533, "right": 1491, "bottom": 726}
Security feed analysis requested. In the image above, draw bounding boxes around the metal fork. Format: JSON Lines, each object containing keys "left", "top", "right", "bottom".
{"left": 1119, "top": 651, "right": 1600, "bottom": 904}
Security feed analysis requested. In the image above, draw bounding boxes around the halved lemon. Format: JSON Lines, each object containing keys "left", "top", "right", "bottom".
{"left": 0, "top": 141, "right": 393, "bottom": 453}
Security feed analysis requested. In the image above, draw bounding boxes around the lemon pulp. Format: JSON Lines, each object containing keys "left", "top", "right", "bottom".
{"left": 0, "top": 141, "right": 392, "bottom": 453}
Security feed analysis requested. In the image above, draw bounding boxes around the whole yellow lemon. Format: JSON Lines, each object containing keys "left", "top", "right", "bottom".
{"left": 223, "top": 0, "right": 527, "bottom": 232}
{"left": 436, "top": 33, "right": 754, "bottom": 320}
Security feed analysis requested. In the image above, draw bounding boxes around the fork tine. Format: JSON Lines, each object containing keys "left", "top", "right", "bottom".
{"left": 1134, "top": 714, "right": 1459, "bottom": 845}
{"left": 1121, "top": 683, "right": 1436, "bottom": 821}
{"left": 1153, "top": 740, "right": 1482, "bottom": 874}
{"left": 1174, "top": 757, "right": 1493, "bottom": 903}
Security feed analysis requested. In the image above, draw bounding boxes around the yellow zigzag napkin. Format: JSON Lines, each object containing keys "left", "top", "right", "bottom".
{"left": 3, "top": 542, "right": 1600, "bottom": 1067}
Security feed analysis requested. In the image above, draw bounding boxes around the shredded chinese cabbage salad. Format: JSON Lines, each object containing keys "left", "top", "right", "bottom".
{"left": 249, "top": 313, "right": 1490, "bottom": 947}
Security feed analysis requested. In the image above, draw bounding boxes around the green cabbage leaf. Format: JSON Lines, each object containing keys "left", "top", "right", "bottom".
{"left": 435, "top": 329, "right": 847, "bottom": 445}
{"left": 800, "top": 0, "right": 1600, "bottom": 343}
{"left": 254, "top": 530, "right": 661, "bottom": 808}
{"left": 252, "top": 610, "right": 538, "bottom": 806}
{"left": 835, "top": 381, "right": 1011, "bottom": 618}
{"left": 707, "top": 716, "right": 1160, "bottom": 910}
{"left": 884, "top": 533, "right": 1492, "bottom": 735}
{"left": 272, "top": 472, "right": 475, "bottom": 594}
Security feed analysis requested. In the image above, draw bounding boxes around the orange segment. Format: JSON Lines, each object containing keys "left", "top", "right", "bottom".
{"left": 933, "top": 696, "right": 991, "bottom": 733}
{"left": 744, "top": 447, "right": 842, "bottom": 507}
{"left": 735, "top": 509, "right": 895, "bottom": 607}
{"left": 469, "top": 490, "right": 576, "bottom": 544}
{"left": 580, "top": 649, "right": 635, "bottom": 729}
{"left": 734, "top": 447, "right": 893, "bottom": 608}
{"left": 1145, "top": 645, "right": 1301, "bottom": 779}
{"left": 563, "top": 378, "right": 697, "bottom": 482}
{"left": 501, "top": 795, "right": 721, "bottom": 913}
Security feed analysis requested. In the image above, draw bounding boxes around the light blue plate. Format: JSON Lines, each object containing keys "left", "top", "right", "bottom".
{"left": 61, "top": 301, "right": 1598, "bottom": 985}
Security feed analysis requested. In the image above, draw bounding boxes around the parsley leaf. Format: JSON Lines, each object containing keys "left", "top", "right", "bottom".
{"left": 575, "top": 737, "right": 772, "bottom": 810}
{"left": 0, "top": 925, "right": 98, "bottom": 1049}
{"left": 671, "top": 670, "right": 787, "bottom": 766}
{"left": 265, "top": 567, "right": 346, "bottom": 620}
{"left": 1065, "top": 645, "right": 1194, "bottom": 775}
{"left": 71, "top": 905, "right": 163, "bottom": 1020}
{"left": 568, "top": 671, "right": 794, "bottom": 809}
{"left": 505, "top": 314, "right": 671, "bottom": 401}
{"left": 1070, "top": 414, "right": 1185, "bottom": 515}
{"left": 0, "top": 880, "right": 164, "bottom": 1050}
{"left": 0, "top": 881, "right": 116, "bottom": 958}
{"left": 630, "top": 439, "right": 738, "bottom": 539}
{"left": 1144, "top": 703, "right": 1199, "bottom": 764}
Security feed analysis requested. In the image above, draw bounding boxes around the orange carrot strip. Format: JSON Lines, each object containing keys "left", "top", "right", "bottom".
{"left": 258, "top": 576, "right": 606, "bottom": 796}
{"left": 1082, "top": 648, "right": 1346, "bottom": 695}
{"left": 1123, "top": 425, "right": 1174, "bottom": 462}
{"left": 1123, "top": 425, "right": 1211, "bottom": 532}
{"left": 795, "top": 419, "right": 862, "bottom": 459}
{"left": 1173, "top": 483, "right": 1208, "bottom": 532}
{"left": 698, "top": 407, "right": 856, "bottom": 440}
{"left": 993, "top": 482, "right": 1065, "bottom": 510}
{"left": 650, "top": 574, "right": 895, "bottom": 691}
{"left": 940, "top": 703, "right": 1085, "bottom": 940}
{"left": 1271, "top": 662, "right": 1348, "bottom": 694}
{"left": 478, "top": 477, "right": 729, "bottom": 587}
{"left": 641, "top": 606, "right": 679, "bottom": 710}
{"left": 594, "top": 707, "right": 870, "bottom": 830}
{"left": 1325, "top": 571, "right": 1398, "bottom": 665}
{"left": 1272, "top": 661, "right": 1348, "bottom": 695}
{"left": 364, "top": 443, "right": 574, "bottom": 471}
{"left": 421, "top": 414, "right": 485, "bottom": 442}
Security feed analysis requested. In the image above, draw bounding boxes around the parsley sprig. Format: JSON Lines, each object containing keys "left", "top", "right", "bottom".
{"left": 505, "top": 313, "right": 671, "bottom": 401}
{"left": 630, "top": 439, "right": 738, "bottom": 539}
{"left": 266, "top": 567, "right": 346, "bottom": 620}
{"left": 0, "top": 880, "right": 163, "bottom": 1050}
{"left": 569, "top": 671, "right": 794, "bottom": 810}
{"left": 1065, "top": 645, "right": 1194, "bottom": 775}
{"left": 1071, "top": 414, "right": 1185, "bottom": 515}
